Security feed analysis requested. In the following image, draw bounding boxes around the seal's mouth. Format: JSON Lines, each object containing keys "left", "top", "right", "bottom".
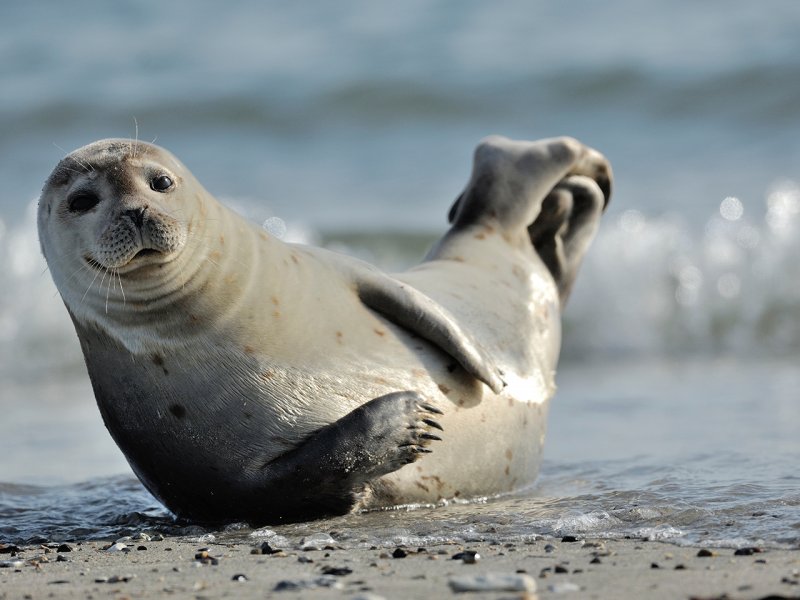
{"left": 83, "top": 248, "right": 164, "bottom": 271}
{"left": 132, "top": 248, "right": 161, "bottom": 260}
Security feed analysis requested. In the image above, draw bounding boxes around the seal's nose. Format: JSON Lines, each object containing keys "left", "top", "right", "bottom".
{"left": 123, "top": 207, "right": 147, "bottom": 228}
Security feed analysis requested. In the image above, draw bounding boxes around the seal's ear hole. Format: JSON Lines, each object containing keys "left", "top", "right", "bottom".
{"left": 151, "top": 175, "right": 174, "bottom": 192}
{"left": 68, "top": 192, "right": 101, "bottom": 213}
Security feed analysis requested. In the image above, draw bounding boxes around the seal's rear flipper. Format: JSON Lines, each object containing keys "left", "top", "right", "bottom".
{"left": 448, "top": 136, "right": 612, "bottom": 232}
{"left": 255, "top": 391, "right": 442, "bottom": 521}
{"left": 528, "top": 175, "right": 606, "bottom": 306}
{"left": 447, "top": 136, "right": 612, "bottom": 306}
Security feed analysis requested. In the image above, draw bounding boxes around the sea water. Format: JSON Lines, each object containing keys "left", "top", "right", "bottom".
{"left": 1, "top": 0, "right": 799, "bottom": 548}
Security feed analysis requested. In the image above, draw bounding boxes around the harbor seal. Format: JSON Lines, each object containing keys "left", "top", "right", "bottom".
{"left": 38, "top": 136, "right": 611, "bottom": 523}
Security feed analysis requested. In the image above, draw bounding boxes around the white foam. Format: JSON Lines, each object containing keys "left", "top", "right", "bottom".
{"left": 563, "top": 178, "right": 800, "bottom": 358}
{"left": 0, "top": 200, "right": 84, "bottom": 380}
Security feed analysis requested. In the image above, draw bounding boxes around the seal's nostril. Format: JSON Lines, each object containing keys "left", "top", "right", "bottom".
{"left": 124, "top": 207, "right": 147, "bottom": 228}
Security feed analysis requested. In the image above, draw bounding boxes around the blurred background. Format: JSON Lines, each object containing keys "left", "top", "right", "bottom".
{"left": 0, "top": 1, "right": 798, "bottom": 545}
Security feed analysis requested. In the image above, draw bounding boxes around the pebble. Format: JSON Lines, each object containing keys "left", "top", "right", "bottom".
{"left": 105, "top": 543, "right": 129, "bottom": 553}
{"left": 231, "top": 573, "right": 248, "bottom": 582}
{"left": 56, "top": 555, "right": 69, "bottom": 562}
{"left": 554, "top": 565, "right": 569, "bottom": 574}
{"left": 0, "top": 544, "right": 22, "bottom": 555}
{"left": 548, "top": 581, "right": 581, "bottom": 594}
{"left": 392, "top": 548, "right": 408, "bottom": 559}
{"left": 448, "top": 573, "right": 537, "bottom": 593}
{"left": 590, "top": 557, "right": 602, "bottom": 564}
{"left": 544, "top": 544, "right": 556, "bottom": 553}
{"left": 255, "top": 541, "right": 282, "bottom": 555}
{"left": 274, "top": 575, "right": 343, "bottom": 591}
{"left": 452, "top": 550, "right": 480, "bottom": 564}
{"left": 0, "top": 559, "right": 24, "bottom": 568}
{"left": 697, "top": 549, "right": 716, "bottom": 557}
{"left": 56, "top": 544, "right": 72, "bottom": 553}
{"left": 297, "top": 556, "right": 314, "bottom": 563}
{"left": 734, "top": 547, "right": 764, "bottom": 556}
{"left": 95, "top": 574, "right": 135, "bottom": 583}
{"left": 561, "top": 536, "right": 580, "bottom": 543}
{"left": 132, "top": 533, "right": 152, "bottom": 542}
{"left": 349, "top": 594, "right": 387, "bottom": 600}
{"left": 300, "top": 533, "right": 337, "bottom": 551}
{"left": 320, "top": 566, "right": 353, "bottom": 576}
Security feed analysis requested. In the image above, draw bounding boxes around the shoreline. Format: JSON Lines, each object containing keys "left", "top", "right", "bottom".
{"left": 2, "top": 536, "right": 798, "bottom": 599}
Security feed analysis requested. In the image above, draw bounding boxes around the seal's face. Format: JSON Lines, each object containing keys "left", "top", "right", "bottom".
{"left": 38, "top": 139, "right": 192, "bottom": 314}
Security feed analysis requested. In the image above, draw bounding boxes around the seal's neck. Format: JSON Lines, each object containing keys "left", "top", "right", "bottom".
{"left": 73, "top": 198, "right": 293, "bottom": 355}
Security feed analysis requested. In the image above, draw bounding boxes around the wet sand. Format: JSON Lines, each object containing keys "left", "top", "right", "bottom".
{"left": 2, "top": 536, "right": 798, "bottom": 599}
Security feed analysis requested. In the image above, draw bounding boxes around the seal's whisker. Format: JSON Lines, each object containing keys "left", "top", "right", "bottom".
{"left": 54, "top": 142, "right": 94, "bottom": 173}
{"left": 98, "top": 265, "right": 113, "bottom": 312}
{"left": 116, "top": 270, "right": 126, "bottom": 305}
{"left": 132, "top": 117, "right": 140, "bottom": 158}
{"left": 62, "top": 261, "right": 92, "bottom": 288}
{"left": 60, "top": 165, "right": 88, "bottom": 177}
{"left": 80, "top": 264, "right": 103, "bottom": 304}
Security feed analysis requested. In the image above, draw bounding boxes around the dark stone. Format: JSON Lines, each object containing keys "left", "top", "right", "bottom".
{"left": 274, "top": 580, "right": 300, "bottom": 591}
{"left": 734, "top": 547, "right": 763, "bottom": 556}
{"left": 452, "top": 550, "right": 480, "bottom": 564}
{"left": 392, "top": 548, "right": 408, "bottom": 559}
{"left": 561, "top": 536, "right": 579, "bottom": 543}
{"left": 259, "top": 542, "right": 281, "bottom": 555}
{"left": 554, "top": 565, "right": 569, "bottom": 574}
{"left": 320, "top": 566, "right": 353, "bottom": 576}
{"left": 697, "top": 549, "right": 714, "bottom": 557}
{"left": 56, "top": 544, "right": 72, "bottom": 553}
{"left": 590, "top": 557, "right": 602, "bottom": 564}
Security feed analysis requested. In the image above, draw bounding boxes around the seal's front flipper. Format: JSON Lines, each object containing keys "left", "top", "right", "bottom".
{"left": 357, "top": 274, "right": 505, "bottom": 393}
{"left": 257, "top": 391, "right": 442, "bottom": 521}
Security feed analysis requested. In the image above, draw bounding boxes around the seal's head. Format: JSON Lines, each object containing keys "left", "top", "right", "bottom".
{"left": 38, "top": 139, "right": 200, "bottom": 319}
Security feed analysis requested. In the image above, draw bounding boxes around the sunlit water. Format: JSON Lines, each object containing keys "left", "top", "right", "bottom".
{"left": 1, "top": 0, "right": 799, "bottom": 550}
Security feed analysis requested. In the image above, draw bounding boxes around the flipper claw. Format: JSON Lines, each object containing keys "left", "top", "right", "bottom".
{"left": 423, "top": 418, "right": 444, "bottom": 431}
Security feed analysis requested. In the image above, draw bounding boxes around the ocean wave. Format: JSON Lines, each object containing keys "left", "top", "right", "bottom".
{"left": 562, "top": 178, "right": 800, "bottom": 359}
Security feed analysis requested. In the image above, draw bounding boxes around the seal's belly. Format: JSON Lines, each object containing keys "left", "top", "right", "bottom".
{"left": 374, "top": 396, "right": 550, "bottom": 505}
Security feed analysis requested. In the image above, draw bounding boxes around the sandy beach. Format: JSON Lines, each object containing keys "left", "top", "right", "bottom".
{"left": 2, "top": 535, "right": 798, "bottom": 599}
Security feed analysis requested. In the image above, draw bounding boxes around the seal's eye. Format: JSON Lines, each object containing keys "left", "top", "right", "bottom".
{"left": 68, "top": 192, "right": 100, "bottom": 213}
{"left": 151, "top": 175, "right": 174, "bottom": 192}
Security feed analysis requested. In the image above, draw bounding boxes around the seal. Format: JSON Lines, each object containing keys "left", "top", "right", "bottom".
{"left": 38, "top": 135, "right": 611, "bottom": 523}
